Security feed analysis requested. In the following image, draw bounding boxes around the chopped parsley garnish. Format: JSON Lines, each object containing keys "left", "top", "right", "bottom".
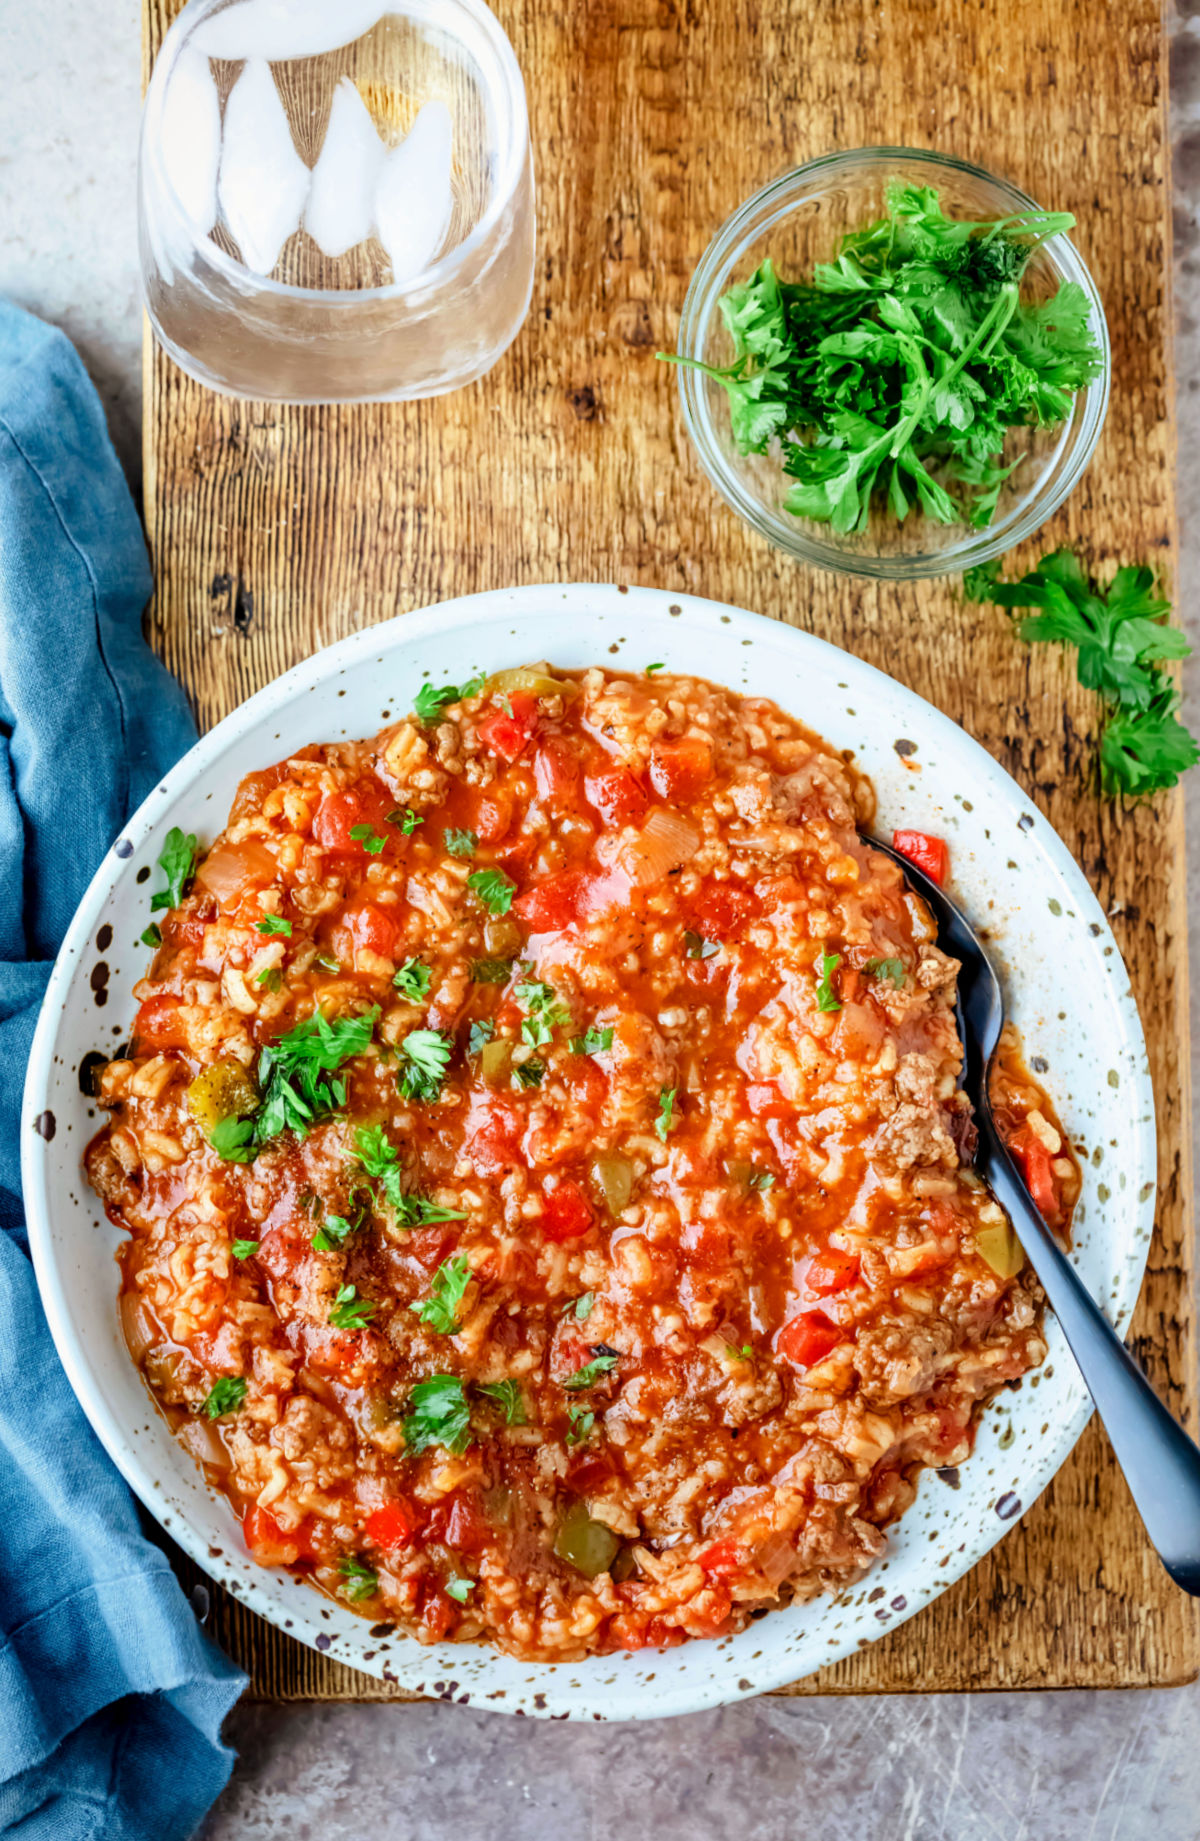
{"left": 201, "top": 1376, "right": 247, "bottom": 1419}
{"left": 312, "top": 1211, "right": 358, "bottom": 1252}
{"left": 724, "top": 1342, "right": 754, "bottom": 1362}
{"left": 683, "top": 929, "right": 719, "bottom": 960}
{"left": 566, "top": 1404, "right": 595, "bottom": 1446}
{"left": 413, "top": 676, "right": 484, "bottom": 723}
{"left": 865, "top": 956, "right": 906, "bottom": 988}
{"left": 965, "top": 549, "right": 1199, "bottom": 796}
{"left": 444, "top": 1576, "right": 473, "bottom": 1603}
{"left": 747, "top": 1169, "right": 775, "bottom": 1193}
{"left": 338, "top": 1556, "right": 378, "bottom": 1601}
{"left": 569, "top": 1026, "right": 613, "bottom": 1056}
{"left": 444, "top": 828, "right": 478, "bottom": 858}
{"left": 350, "top": 1124, "right": 465, "bottom": 1228}
{"left": 209, "top": 1116, "right": 256, "bottom": 1164}
{"left": 256, "top": 916, "right": 292, "bottom": 937}
{"left": 470, "top": 957, "right": 514, "bottom": 984}
{"left": 815, "top": 951, "right": 842, "bottom": 1013}
{"left": 569, "top": 1292, "right": 595, "bottom": 1321}
{"left": 255, "top": 967, "right": 283, "bottom": 992}
{"left": 398, "top": 1028, "right": 453, "bottom": 1102}
{"left": 410, "top": 1253, "right": 472, "bottom": 1335}
{"left": 314, "top": 951, "right": 341, "bottom": 974}
{"left": 149, "top": 826, "right": 199, "bottom": 913}
{"left": 253, "top": 1006, "right": 379, "bottom": 1146}
{"left": 232, "top": 1239, "right": 259, "bottom": 1259}
{"left": 646, "top": 662, "right": 665, "bottom": 675}
{"left": 468, "top": 868, "right": 516, "bottom": 916}
{"left": 514, "top": 1060, "right": 544, "bottom": 1089}
{"left": 393, "top": 958, "right": 432, "bottom": 1002}
{"left": 660, "top": 186, "right": 1102, "bottom": 533}
{"left": 477, "top": 1379, "right": 527, "bottom": 1424}
{"left": 496, "top": 693, "right": 514, "bottom": 717}
{"left": 390, "top": 807, "right": 423, "bottom": 836}
{"left": 328, "top": 1284, "right": 378, "bottom": 1330}
{"left": 562, "top": 1348, "right": 620, "bottom": 1390}
{"left": 468, "top": 1019, "right": 496, "bottom": 1055}
{"left": 655, "top": 1087, "right": 677, "bottom": 1141}
{"left": 349, "top": 823, "right": 386, "bottom": 855}
{"left": 515, "top": 977, "right": 571, "bottom": 1047}
{"left": 140, "top": 923, "right": 162, "bottom": 949}
{"left": 402, "top": 1374, "right": 472, "bottom": 1456}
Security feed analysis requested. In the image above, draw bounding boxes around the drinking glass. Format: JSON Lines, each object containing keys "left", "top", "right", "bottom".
{"left": 139, "top": 0, "right": 535, "bottom": 401}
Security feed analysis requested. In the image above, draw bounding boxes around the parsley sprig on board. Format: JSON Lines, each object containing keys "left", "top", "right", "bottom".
{"left": 660, "top": 185, "right": 1102, "bottom": 533}
{"left": 410, "top": 1253, "right": 473, "bottom": 1335}
{"left": 965, "top": 549, "right": 1199, "bottom": 796}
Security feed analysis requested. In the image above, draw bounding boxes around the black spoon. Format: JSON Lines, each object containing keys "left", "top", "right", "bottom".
{"left": 869, "top": 835, "right": 1200, "bottom": 1596}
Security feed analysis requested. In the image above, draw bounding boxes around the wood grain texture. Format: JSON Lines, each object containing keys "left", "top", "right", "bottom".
{"left": 144, "top": 0, "right": 1199, "bottom": 1697}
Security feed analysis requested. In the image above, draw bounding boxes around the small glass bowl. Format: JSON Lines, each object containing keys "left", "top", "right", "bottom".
{"left": 673, "top": 148, "right": 1110, "bottom": 580}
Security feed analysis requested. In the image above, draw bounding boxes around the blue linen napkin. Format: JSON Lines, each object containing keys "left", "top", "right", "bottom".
{"left": 0, "top": 301, "right": 246, "bottom": 1840}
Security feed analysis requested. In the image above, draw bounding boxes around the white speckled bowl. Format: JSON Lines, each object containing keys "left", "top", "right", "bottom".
{"left": 23, "top": 585, "right": 1155, "bottom": 1720}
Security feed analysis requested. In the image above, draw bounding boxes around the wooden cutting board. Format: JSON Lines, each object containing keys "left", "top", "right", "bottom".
{"left": 143, "top": 0, "right": 1198, "bottom": 1697}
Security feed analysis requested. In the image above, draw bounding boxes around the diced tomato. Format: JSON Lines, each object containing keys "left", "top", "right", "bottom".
{"left": 648, "top": 735, "right": 713, "bottom": 803}
{"left": 1009, "top": 1125, "right": 1058, "bottom": 1218}
{"left": 470, "top": 788, "right": 513, "bottom": 844}
{"left": 465, "top": 1098, "right": 524, "bottom": 1177}
{"left": 133, "top": 993, "right": 189, "bottom": 1051}
{"left": 694, "top": 884, "right": 756, "bottom": 938}
{"left": 777, "top": 1310, "right": 842, "bottom": 1369}
{"left": 313, "top": 780, "right": 393, "bottom": 855}
{"left": 891, "top": 829, "right": 949, "bottom": 885}
{"left": 806, "top": 1247, "right": 861, "bottom": 1295}
{"left": 431, "top": 1492, "right": 490, "bottom": 1555}
{"left": 365, "top": 1499, "right": 420, "bottom": 1552}
{"left": 584, "top": 765, "right": 647, "bottom": 829}
{"left": 417, "top": 1582, "right": 457, "bottom": 1643}
{"left": 746, "top": 1081, "right": 790, "bottom": 1120}
{"left": 566, "top": 1454, "right": 616, "bottom": 1495}
{"left": 684, "top": 1583, "right": 733, "bottom": 1636}
{"left": 540, "top": 1177, "right": 594, "bottom": 1243}
{"left": 534, "top": 739, "right": 580, "bottom": 803}
{"left": 609, "top": 1611, "right": 686, "bottom": 1652}
{"left": 411, "top": 1225, "right": 460, "bottom": 1271}
{"left": 335, "top": 900, "right": 401, "bottom": 960}
{"left": 243, "top": 1505, "right": 316, "bottom": 1566}
{"left": 477, "top": 691, "right": 538, "bottom": 762}
{"left": 513, "top": 869, "right": 589, "bottom": 933}
{"left": 565, "top": 1052, "right": 607, "bottom": 1108}
{"left": 698, "top": 1536, "right": 742, "bottom": 1578}
{"left": 164, "top": 909, "right": 210, "bottom": 949}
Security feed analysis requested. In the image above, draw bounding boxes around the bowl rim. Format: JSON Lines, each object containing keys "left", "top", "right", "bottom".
{"left": 22, "top": 582, "right": 1154, "bottom": 1718}
{"left": 674, "top": 145, "right": 1112, "bottom": 580}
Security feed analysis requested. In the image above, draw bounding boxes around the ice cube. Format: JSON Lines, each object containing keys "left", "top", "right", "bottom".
{"left": 217, "top": 57, "right": 311, "bottom": 275}
{"left": 194, "top": 0, "right": 387, "bottom": 62}
{"left": 160, "top": 46, "right": 222, "bottom": 232}
{"left": 305, "top": 78, "right": 384, "bottom": 258}
{"left": 375, "top": 100, "right": 454, "bottom": 286}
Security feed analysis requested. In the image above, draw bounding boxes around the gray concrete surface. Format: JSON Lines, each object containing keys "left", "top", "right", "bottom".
{"left": 3, "top": 3, "right": 1200, "bottom": 1836}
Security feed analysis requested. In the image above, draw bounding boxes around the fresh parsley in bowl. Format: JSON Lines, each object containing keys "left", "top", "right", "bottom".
{"left": 668, "top": 149, "right": 1109, "bottom": 579}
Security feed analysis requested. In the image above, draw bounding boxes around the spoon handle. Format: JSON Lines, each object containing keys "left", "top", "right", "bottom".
{"left": 982, "top": 1130, "right": 1200, "bottom": 1594}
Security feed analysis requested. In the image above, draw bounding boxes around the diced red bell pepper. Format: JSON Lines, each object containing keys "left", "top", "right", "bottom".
{"left": 477, "top": 691, "right": 538, "bottom": 762}
{"left": 534, "top": 739, "right": 580, "bottom": 802}
{"left": 513, "top": 869, "right": 589, "bottom": 933}
{"left": 891, "top": 829, "right": 949, "bottom": 885}
{"left": 777, "top": 1310, "right": 842, "bottom": 1369}
{"left": 746, "top": 1081, "right": 791, "bottom": 1120}
{"left": 698, "top": 1536, "right": 742, "bottom": 1578}
{"left": 133, "top": 993, "right": 189, "bottom": 1052}
{"left": 1009, "top": 1125, "right": 1058, "bottom": 1218}
{"left": 335, "top": 900, "right": 401, "bottom": 960}
{"left": 584, "top": 765, "right": 648, "bottom": 829}
{"left": 648, "top": 736, "right": 713, "bottom": 803}
{"left": 365, "top": 1499, "right": 420, "bottom": 1552}
{"left": 243, "top": 1505, "right": 316, "bottom": 1566}
{"left": 313, "top": 780, "right": 394, "bottom": 855}
{"left": 806, "top": 1247, "right": 861, "bottom": 1295}
{"left": 541, "top": 1177, "right": 595, "bottom": 1243}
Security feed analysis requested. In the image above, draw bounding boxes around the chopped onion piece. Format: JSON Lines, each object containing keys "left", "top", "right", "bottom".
{"left": 622, "top": 808, "right": 701, "bottom": 888}
{"left": 195, "top": 839, "right": 278, "bottom": 906}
